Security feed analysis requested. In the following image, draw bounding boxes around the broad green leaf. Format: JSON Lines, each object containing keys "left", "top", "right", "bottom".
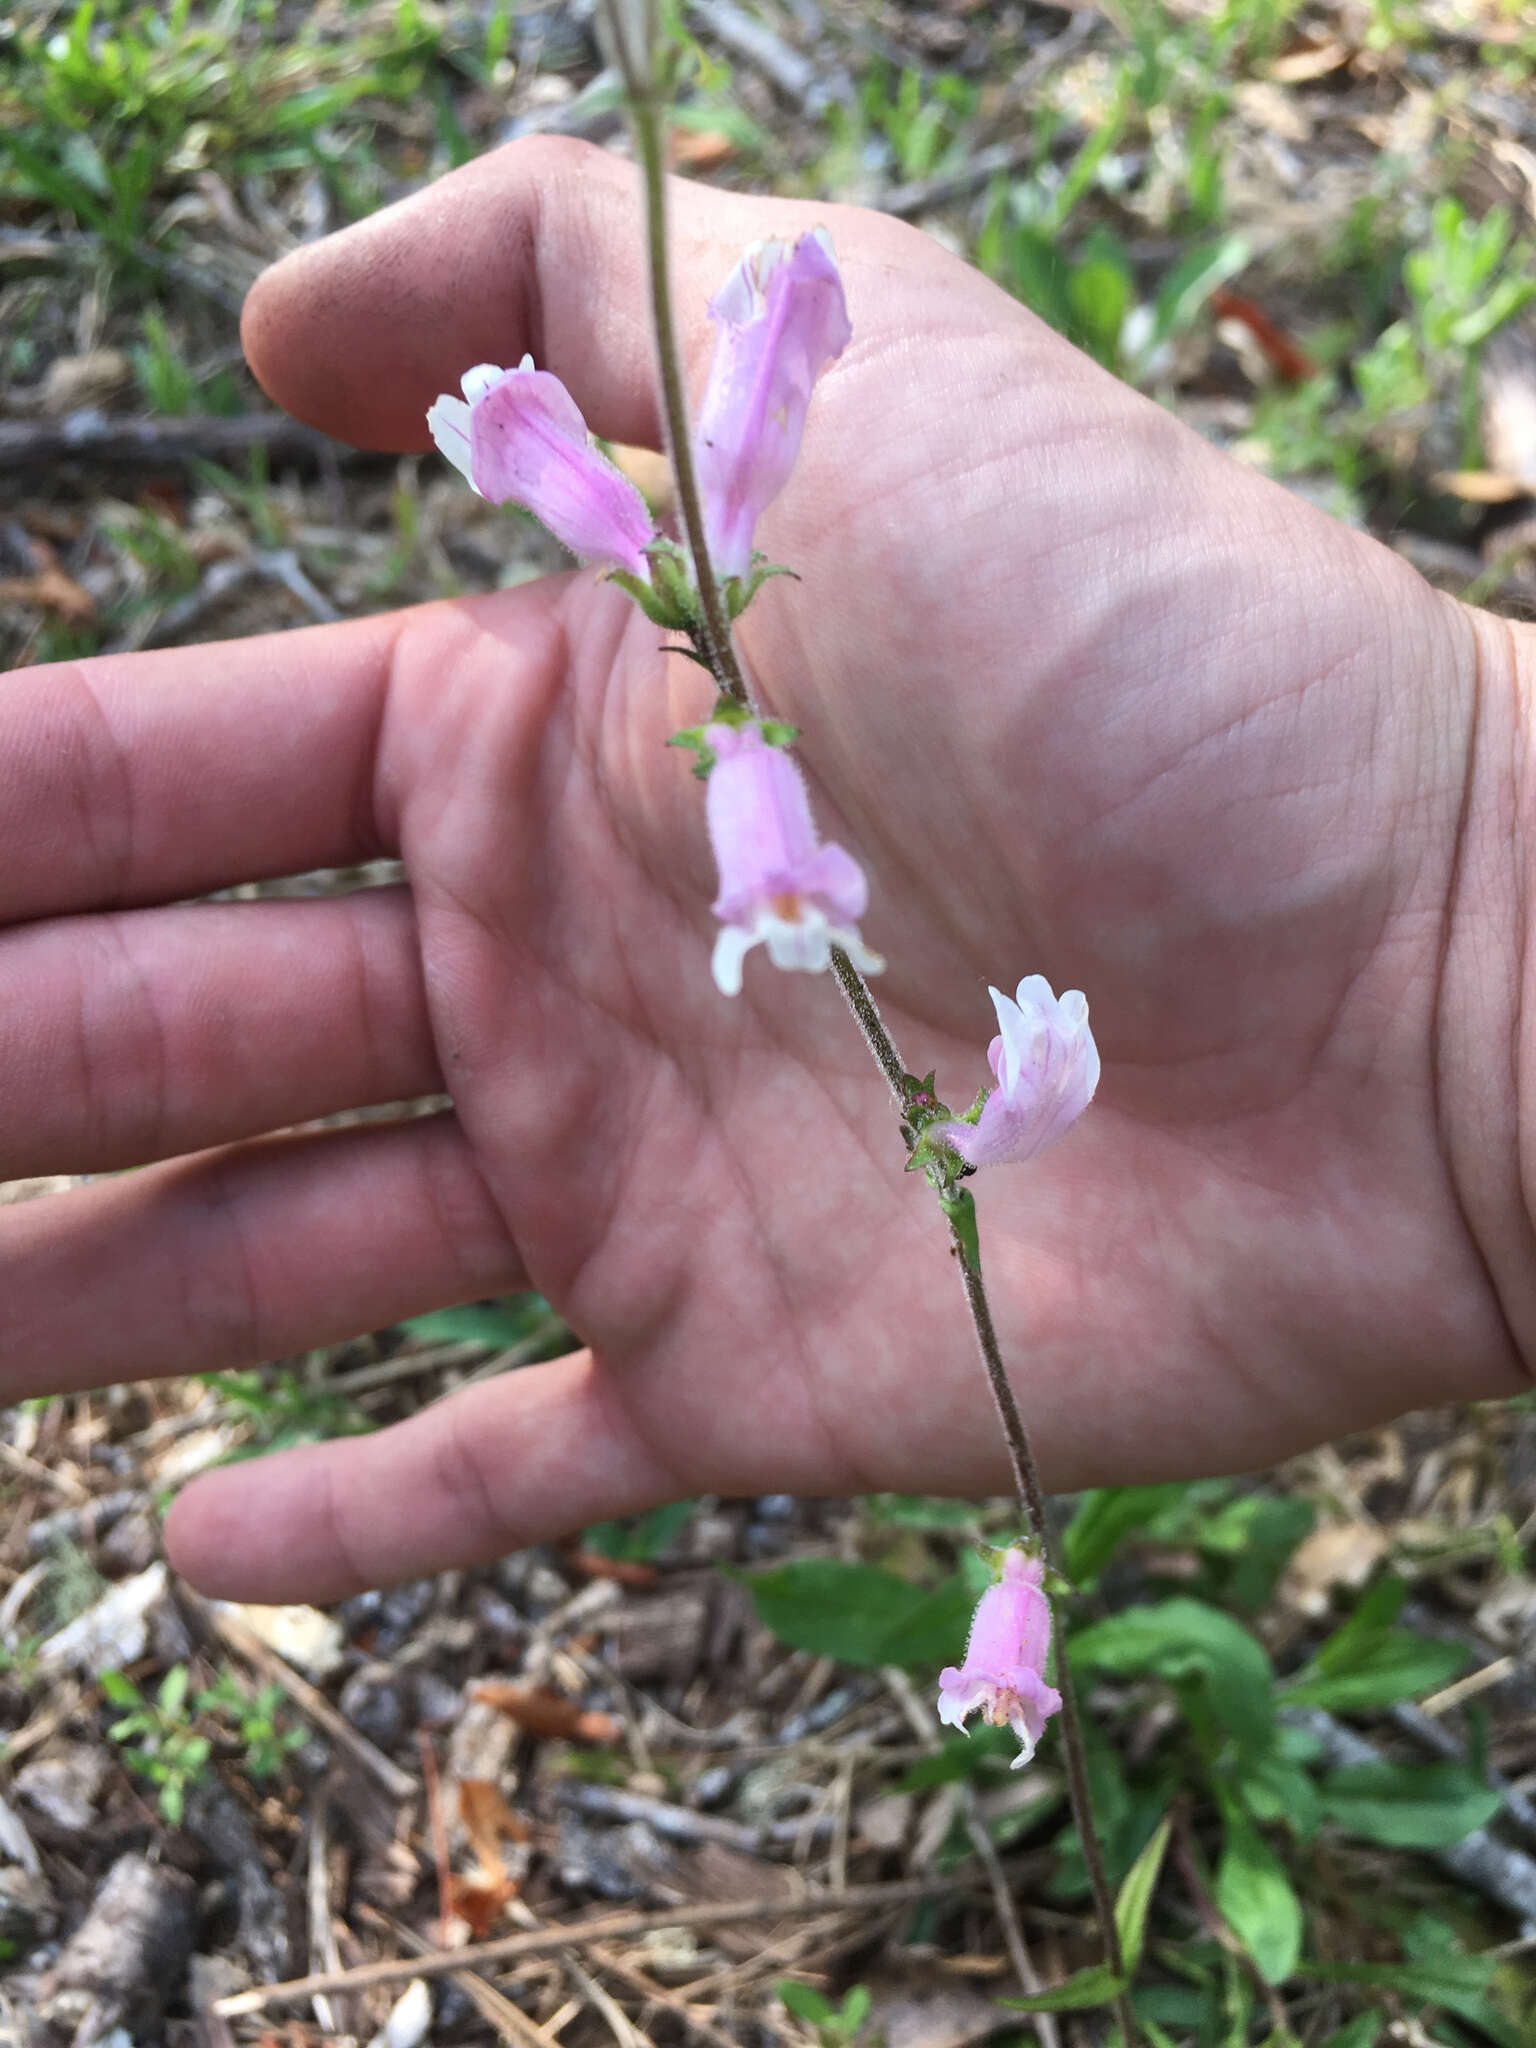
{"left": 1236, "top": 1746, "right": 1320, "bottom": 1840}
{"left": 879, "top": 1575, "right": 980, "bottom": 1670}
{"left": 1319, "top": 1760, "right": 1503, "bottom": 1848}
{"left": 744, "top": 1560, "right": 971, "bottom": 1669}
{"left": 1214, "top": 1810, "right": 1302, "bottom": 1986}
{"left": 1279, "top": 1632, "right": 1468, "bottom": 1712}
{"left": 398, "top": 1297, "right": 559, "bottom": 1349}
{"left": 99, "top": 1669, "right": 140, "bottom": 1707}
{"left": 775, "top": 1981, "right": 833, "bottom": 2025}
{"left": 1150, "top": 232, "right": 1251, "bottom": 344}
{"left": 583, "top": 1499, "right": 696, "bottom": 1564}
{"left": 1070, "top": 1599, "right": 1274, "bottom": 1750}
{"left": 1114, "top": 1814, "right": 1171, "bottom": 1975}
{"left": 1301, "top": 1959, "right": 1518, "bottom": 2048}
{"left": 840, "top": 1986, "right": 871, "bottom": 2032}
{"left": 999, "top": 1963, "right": 1127, "bottom": 2012}
{"left": 1062, "top": 1484, "right": 1187, "bottom": 1584}
{"left": 157, "top": 1664, "right": 190, "bottom": 1717}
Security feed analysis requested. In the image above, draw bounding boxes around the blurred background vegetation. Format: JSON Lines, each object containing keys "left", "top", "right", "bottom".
{"left": 4, "top": 2, "right": 1536, "bottom": 2044}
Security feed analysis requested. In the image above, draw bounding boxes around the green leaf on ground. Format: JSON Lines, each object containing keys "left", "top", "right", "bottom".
{"left": 743, "top": 1559, "right": 971, "bottom": 1669}
{"left": 1214, "top": 1809, "right": 1303, "bottom": 1985}
{"left": 1318, "top": 1759, "right": 1503, "bottom": 1847}
{"left": 1070, "top": 1599, "right": 1274, "bottom": 1751}
{"left": 1114, "top": 1814, "right": 1172, "bottom": 1975}
{"left": 999, "top": 1963, "right": 1128, "bottom": 2012}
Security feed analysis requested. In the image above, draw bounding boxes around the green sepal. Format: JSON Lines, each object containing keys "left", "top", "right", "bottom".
{"left": 700, "top": 698, "right": 758, "bottom": 729}
{"left": 758, "top": 719, "right": 800, "bottom": 749}
{"left": 606, "top": 568, "right": 684, "bottom": 629}
{"left": 667, "top": 725, "right": 717, "bottom": 779}
{"left": 940, "top": 1186, "right": 981, "bottom": 1272}
{"left": 958, "top": 1086, "right": 988, "bottom": 1126}
{"left": 649, "top": 538, "right": 697, "bottom": 619}
{"left": 724, "top": 555, "right": 797, "bottom": 620}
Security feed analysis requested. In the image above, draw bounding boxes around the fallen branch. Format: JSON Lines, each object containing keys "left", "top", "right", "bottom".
{"left": 0, "top": 411, "right": 349, "bottom": 473}
{"left": 213, "top": 1876, "right": 974, "bottom": 2016}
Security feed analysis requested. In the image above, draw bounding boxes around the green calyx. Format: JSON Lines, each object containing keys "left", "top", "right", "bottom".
{"left": 607, "top": 548, "right": 796, "bottom": 636}
{"left": 724, "top": 554, "right": 797, "bottom": 620}
{"left": 606, "top": 537, "right": 698, "bottom": 632}
{"left": 666, "top": 708, "right": 803, "bottom": 779}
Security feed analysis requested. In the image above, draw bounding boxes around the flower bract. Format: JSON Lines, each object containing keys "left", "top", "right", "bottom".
{"left": 937, "top": 1548, "right": 1062, "bottom": 1769}
{"left": 705, "top": 722, "right": 882, "bottom": 997}
{"left": 935, "top": 977, "right": 1099, "bottom": 1170}
{"left": 427, "top": 358, "right": 657, "bottom": 576}
{"left": 695, "top": 230, "right": 851, "bottom": 581}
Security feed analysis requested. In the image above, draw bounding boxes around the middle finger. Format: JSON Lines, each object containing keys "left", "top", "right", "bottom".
{"left": 0, "top": 887, "right": 439, "bottom": 1177}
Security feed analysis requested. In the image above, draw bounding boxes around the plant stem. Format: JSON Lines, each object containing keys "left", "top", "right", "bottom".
{"left": 829, "top": 945, "right": 906, "bottom": 1099}
{"left": 628, "top": 91, "right": 752, "bottom": 710}
{"left": 617, "top": 30, "right": 1131, "bottom": 2031}
{"left": 949, "top": 1219, "right": 1136, "bottom": 2046}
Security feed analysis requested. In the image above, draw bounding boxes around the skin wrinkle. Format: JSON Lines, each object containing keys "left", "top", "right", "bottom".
{"left": 1427, "top": 605, "right": 1528, "bottom": 1382}
{"left": 313, "top": 1443, "right": 375, "bottom": 1603}
{"left": 184, "top": 1146, "right": 268, "bottom": 1372}
{"left": 432, "top": 1384, "right": 518, "bottom": 1568}
{"left": 106, "top": 915, "right": 172, "bottom": 1168}
{"left": 62, "top": 660, "right": 137, "bottom": 913}
{"left": 412, "top": 1112, "right": 524, "bottom": 1301}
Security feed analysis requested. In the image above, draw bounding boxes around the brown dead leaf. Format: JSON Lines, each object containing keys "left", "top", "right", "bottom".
{"left": 1269, "top": 40, "right": 1351, "bottom": 82}
{"left": 668, "top": 129, "right": 736, "bottom": 173}
{"left": 1281, "top": 1520, "right": 1388, "bottom": 1618}
{"left": 0, "top": 536, "right": 95, "bottom": 626}
{"left": 1432, "top": 470, "right": 1527, "bottom": 504}
{"left": 40, "top": 348, "right": 130, "bottom": 415}
{"left": 458, "top": 1777, "right": 529, "bottom": 1871}
{"left": 1211, "top": 289, "right": 1318, "bottom": 383}
{"left": 446, "top": 1870, "right": 518, "bottom": 1939}
{"left": 471, "top": 1682, "right": 622, "bottom": 1744}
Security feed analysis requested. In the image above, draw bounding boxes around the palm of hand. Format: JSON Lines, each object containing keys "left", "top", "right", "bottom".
{"left": 29, "top": 137, "right": 1510, "bottom": 1597}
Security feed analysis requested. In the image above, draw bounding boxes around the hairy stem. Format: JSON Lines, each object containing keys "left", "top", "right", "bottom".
{"left": 829, "top": 945, "right": 906, "bottom": 1098}
{"left": 628, "top": 92, "right": 752, "bottom": 710}
{"left": 950, "top": 1222, "right": 1134, "bottom": 2041}
{"left": 618, "top": 26, "right": 1130, "bottom": 2029}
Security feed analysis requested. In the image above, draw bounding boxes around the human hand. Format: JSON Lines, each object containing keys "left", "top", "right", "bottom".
{"left": 5, "top": 140, "right": 1530, "bottom": 1600}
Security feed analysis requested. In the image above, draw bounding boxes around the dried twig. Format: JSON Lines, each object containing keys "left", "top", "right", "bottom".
{"left": 0, "top": 412, "right": 346, "bottom": 472}
{"left": 371, "top": 1909, "right": 566, "bottom": 2048}
{"left": 214, "top": 1878, "right": 977, "bottom": 2016}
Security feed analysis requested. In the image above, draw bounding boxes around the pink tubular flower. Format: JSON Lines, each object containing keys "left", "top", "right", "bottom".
{"left": 427, "top": 358, "right": 657, "bottom": 576}
{"left": 935, "top": 977, "right": 1099, "bottom": 1171}
{"left": 705, "top": 723, "right": 883, "bottom": 997}
{"left": 938, "top": 1548, "right": 1062, "bottom": 1769}
{"left": 695, "top": 230, "right": 851, "bottom": 581}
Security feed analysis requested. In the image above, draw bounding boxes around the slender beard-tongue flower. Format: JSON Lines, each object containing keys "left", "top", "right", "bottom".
{"left": 938, "top": 1548, "right": 1062, "bottom": 1769}
{"left": 695, "top": 231, "right": 852, "bottom": 582}
{"left": 705, "top": 723, "right": 883, "bottom": 997}
{"left": 935, "top": 976, "right": 1099, "bottom": 1170}
{"left": 428, "top": 359, "right": 658, "bottom": 576}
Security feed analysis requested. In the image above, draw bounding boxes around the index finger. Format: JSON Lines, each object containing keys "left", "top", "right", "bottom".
{"left": 238, "top": 135, "right": 927, "bottom": 457}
